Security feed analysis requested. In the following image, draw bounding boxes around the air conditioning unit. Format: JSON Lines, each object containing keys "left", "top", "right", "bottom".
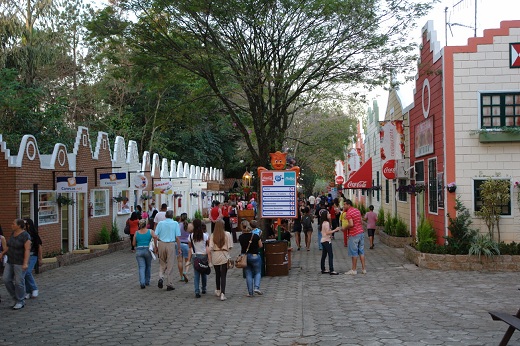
{"left": 396, "top": 159, "right": 410, "bottom": 179}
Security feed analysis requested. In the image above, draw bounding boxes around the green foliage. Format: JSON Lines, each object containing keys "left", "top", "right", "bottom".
{"left": 98, "top": 224, "right": 111, "bottom": 244}
{"left": 416, "top": 217, "right": 437, "bottom": 253}
{"left": 498, "top": 242, "right": 520, "bottom": 255}
{"left": 469, "top": 233, "right": 500, "bottom": 260}
{"left": 110, "top": 220, "right": 121, "bottom": 243}
{"left": 383, "top": 214, "right": 409, "bottom": 237}
{"left": 376, "top": 208, "right": 385, "bottom": 227}
{"left": 475, "top": 176, "right": 510, "bottom": 243}
{"left": 358, "top": 203, "right": 367, "bottom": 216}
{"left": 194, "top": 210, "right": 203, "bottom": 220}
{"left": 445, "top": 197, "right": 478, "bottom": 255}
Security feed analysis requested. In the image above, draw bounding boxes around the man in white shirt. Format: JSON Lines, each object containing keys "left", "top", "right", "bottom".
{"left": 153, "top": 203, "right": 168, "bottom": 230}
{"left": 308, "top": 195, "right": 316, "bottom": 211}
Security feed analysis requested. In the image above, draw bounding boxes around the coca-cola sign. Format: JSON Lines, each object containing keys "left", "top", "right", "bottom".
{"left": 383, "top": 160, "right": 396, "bottom": 179}
{"left": 344, "top": 180, "right": 368, "bottom": 189}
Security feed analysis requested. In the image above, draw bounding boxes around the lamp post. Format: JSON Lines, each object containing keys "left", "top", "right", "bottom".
{"left": 242, "top": 170, "right": 252, "bottom": 199}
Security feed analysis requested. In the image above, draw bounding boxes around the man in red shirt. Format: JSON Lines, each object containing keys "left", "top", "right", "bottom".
{"left": 343, "top": 199, "right": 366, "bottom": 275}
{"left": 209, "top": 201, "right": 222, "bottom": 233}
{"left": 221, "top": 201, "right": 231, "bottom": 233}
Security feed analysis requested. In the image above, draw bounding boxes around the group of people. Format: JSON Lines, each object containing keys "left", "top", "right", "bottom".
{"left": 291, "top": 194, "right": 378, "bottom": 277}
{"left": 0, "top": 218, "right": 43, "bottom": 310}
{"left": 133, "top": 202, "right": 263, "bottom": 300}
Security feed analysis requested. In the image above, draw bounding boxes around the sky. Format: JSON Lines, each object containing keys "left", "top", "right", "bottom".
{"left": 370, "top": 0, "right": 520, "bottom": 119}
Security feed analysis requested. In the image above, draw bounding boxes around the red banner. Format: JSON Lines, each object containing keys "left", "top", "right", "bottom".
{"left": 344, "top": 158, "right": 372, "bottom": 189}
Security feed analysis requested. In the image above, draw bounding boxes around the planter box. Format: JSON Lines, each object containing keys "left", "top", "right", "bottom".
{"left": 72, "top": 249, "right": 91, "bottom": 254}
{"left": 478, "top": 131, "right": 520, "bottom": 143}
{"left": 41, "top": 257, "right": 58, "bottom": 264}
{"left": 377, "top": 229, "right": 413, "bottom": 248}
{"left": 89, "top": 244, "right": 109, "bottom": 250}
{"left": 404, "top": 245, "right": 520, "bottom": 271}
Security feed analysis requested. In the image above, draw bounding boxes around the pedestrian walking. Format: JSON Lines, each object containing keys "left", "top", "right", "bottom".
{"left": 153, "top": 210, "right": 181, "bottom": 291}
{"left": 209, "top": 220, "right": 233, "bottom": 301}
{"left": 176, "top": 213, "right": 190, "bottom": 283}
{"left": 238, "top": 223, "right": 263, "bottom": 297}
{"left": 128, "top": 212, "right": 140, "bottom": 252}
{"left": 301, "top": 207, "right": 313, "bottom": 251}
{"left": 153, "top": 203, "right": 168, "bottom": 230}
{"left": 188, "top": 218, "right": 210, "bottom": 298}
{"left": 319, "top": 211, "right": 340, "bottom": 275}
{"left": 343, "top": 199, "right": 367, "bottom": 275}
{"left": 1, "top": 219, "right": 31, "bottom": 310}
{"left": 133, "top": 219, "right": 155, "bottom": 289}
{"left": 23, "top": 218, "right": 42, "bottom": 299}
{"left": 209, "top": 200, "right": 222, "bottom": 233}
{"left": 364, "top": 205, "right": 378, "bottom": 249}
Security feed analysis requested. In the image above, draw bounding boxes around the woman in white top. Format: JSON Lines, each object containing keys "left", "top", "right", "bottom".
{"left": 188, "top": 219, "right": 211, "bottom": 298}
{"left": 320, "top": 211, "right": 340, "bottom": 275}
{"left": 209, "top": 220, "right": 233, "bottom": 301}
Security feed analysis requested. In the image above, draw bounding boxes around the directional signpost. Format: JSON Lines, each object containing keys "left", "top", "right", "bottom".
{"left": 259, "top": 170, "right": 297, "bottom": 219}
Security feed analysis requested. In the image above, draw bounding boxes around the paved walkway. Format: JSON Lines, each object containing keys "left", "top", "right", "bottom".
{"left": 1, "top": 222, "right": 519, "bottom": 345}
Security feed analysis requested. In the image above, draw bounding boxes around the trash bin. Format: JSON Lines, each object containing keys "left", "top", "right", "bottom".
{"left": 264, "top": 240, "right": 289, "bottom": 276}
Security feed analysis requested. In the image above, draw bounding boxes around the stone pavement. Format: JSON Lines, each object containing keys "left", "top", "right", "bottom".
{"left": 1, "top": 222, "right": 519, "bottom": 346}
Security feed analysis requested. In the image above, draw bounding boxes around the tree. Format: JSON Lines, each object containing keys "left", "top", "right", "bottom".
{"left": 118, "top": 0, "right": 434, "bottom": 169}
{"left": 475, "top": 177, "right": 510, "bottom": 243}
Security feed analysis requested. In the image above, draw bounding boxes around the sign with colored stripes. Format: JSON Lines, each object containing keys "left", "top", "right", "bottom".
{"left": 259, "top": 171, "right": 297, "bottom": 218}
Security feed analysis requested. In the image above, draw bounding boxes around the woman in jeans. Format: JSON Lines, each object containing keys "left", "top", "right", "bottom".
{"left": 210, "top": 220, "right": 233, "bottom": 301}
{"left": 23, "top": 218, "right": 42, "bottom": 299}
{"left": 238, "top": 223, "right": 263, "bottom": 297}
{"left": 188, "top": 219, "right": 211, "bottom": 298}
{"left": 132, "top": 219, "right": 155, "bottom": 289}
{"left": 1, "top": 219, "right": 31, "bottom": 310}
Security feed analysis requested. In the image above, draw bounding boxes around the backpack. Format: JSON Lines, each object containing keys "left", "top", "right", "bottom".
{"left": 302, "top": 214, "right": 312, "bottom": 230}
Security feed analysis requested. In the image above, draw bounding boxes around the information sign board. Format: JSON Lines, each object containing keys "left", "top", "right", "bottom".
{"left": 259, "top": 170, "right": 297, "bottom": 218}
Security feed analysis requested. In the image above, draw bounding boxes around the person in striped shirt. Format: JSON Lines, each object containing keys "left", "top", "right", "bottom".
{"left": 343, "top": 199, "right": 367, "bottom": 275}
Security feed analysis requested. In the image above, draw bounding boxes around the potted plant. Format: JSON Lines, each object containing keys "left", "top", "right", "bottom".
{"left": 56, "top": 194, "right": 75, "bottom": 207}
{"left": 447, "top": 182, "right": 457, "bottom": 193}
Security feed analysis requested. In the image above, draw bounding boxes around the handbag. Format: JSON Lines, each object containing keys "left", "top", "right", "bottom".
{"left": 191, "top": 236, "right": 211, "bottom": 275}
{"left": 124, "top": 219, "right": 130, "bottom": 235}
{"left": 227, "top": 257, "right": 234, "bottom": 269}
{"left": 235, "top": 234, "right": 253, "bottom": 268}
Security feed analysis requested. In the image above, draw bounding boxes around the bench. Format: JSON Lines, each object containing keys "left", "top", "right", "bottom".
{"left": 489, "top": 308, "right": 520, "bottom": 346}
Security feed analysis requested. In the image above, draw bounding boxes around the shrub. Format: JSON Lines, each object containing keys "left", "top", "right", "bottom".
{"left": 194, "top": 210, "right": 203, "bottom": 220}
{"left": 394, "top": 217, "right": 409, "bottom": 237}
{"left": 110, "top": 219, "right": 121, "bottom": 243}
{"left": 469, "top": 233, "right": 500, "bottom": 260}
{"left": 98, "top": 224, "right": 111, "bottom": 244}
{"left": 416, "top": 217, "right": 436, "bottom": 253}
{"left": 384, "top": 212, "right": 395, "bottom": 235}
{"left": 358, "top": 204, "right": 367, "bottom": 216}
{"left": 445, "top": 197, "right": 477, "bottom": 255}
{"left": 498, "top": 241, "right": 520, "bottom": 255}
{"left": 376, "top": 208, "right": 385, "bottom": 227}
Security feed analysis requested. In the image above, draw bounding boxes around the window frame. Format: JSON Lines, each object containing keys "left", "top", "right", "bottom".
{"left": 428, "top": 158, "right": 438, "bottom": 214}
{"left": 398, "top": 179, "right": 408, "bottom": 202}
{"left": 473, "top": 178, "right": 511, "bottom": 216}
{"left": 480, "top": 91, "right": 520, "bottom": 128}
{"left": 91, "top": 189, "right": 109, "bottom": 217}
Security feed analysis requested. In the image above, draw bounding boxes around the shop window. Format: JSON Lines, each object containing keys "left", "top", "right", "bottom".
{"left": 474, "top": 179, "right": 511, "bottom": 215}
{"left": 428, "top": 159, "right": 437, "bottom": 213}
{"left": 39, "top": 191, "right": 58, "bottom": 225}
{"left": 20, "top": 192, "right": 32, "bottom": 219}
{"left": 481, "top": 92, "right": 520, "bottom": 128}
{"left": 398, "top": 179, "right": 407, "bottom": 202}
{"left": 92, "top": 190, "right": 109, "bottom": 217}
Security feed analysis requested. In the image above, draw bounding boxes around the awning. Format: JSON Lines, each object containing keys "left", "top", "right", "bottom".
{"left": 343, "top": 158, "right": 372, "bottom": 189}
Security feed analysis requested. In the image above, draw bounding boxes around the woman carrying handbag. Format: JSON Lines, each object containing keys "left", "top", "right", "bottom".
{"left": 238, "top": 223, "right": 263, "bottom": 297}
{"left": 209, "top": 220, "right": 233, "bottom": 301}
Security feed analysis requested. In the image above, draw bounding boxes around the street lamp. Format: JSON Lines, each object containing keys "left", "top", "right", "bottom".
{"left": 242, "top": 170, "right": 252, "bottom": 198}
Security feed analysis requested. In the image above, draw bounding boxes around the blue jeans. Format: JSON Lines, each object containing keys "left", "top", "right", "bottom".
{"left": 135, "top": 247, "right": 152, "bottom": 286}
{"left": 193, "top": 254, "right": 207, "bottom": 294}
{"left": 25, "top": 255, "right": 39, "bottom": 293}
{"left": 321, "top": 241, "right": 334, "bottom": 272}
{"left": 3, "top": 263, "right": 26, "bottom": 304}
{"left": 317, "top": 224, "right": 323, "bottom": 250}
{"left": 245, "top": 254, "right": 262, "bottom": 295}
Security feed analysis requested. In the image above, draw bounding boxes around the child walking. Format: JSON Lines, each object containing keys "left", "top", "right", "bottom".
{"left": 320, "top": 210, "right": 340, "bottom": 275}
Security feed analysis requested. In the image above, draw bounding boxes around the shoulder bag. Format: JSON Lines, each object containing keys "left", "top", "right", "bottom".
{"left": 235, "top": 234, "right": 253, "bottom": 268}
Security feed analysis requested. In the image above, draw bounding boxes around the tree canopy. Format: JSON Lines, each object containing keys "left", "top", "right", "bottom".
{"left": 119, "top": 0, "right": 434, "bottom": 169}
